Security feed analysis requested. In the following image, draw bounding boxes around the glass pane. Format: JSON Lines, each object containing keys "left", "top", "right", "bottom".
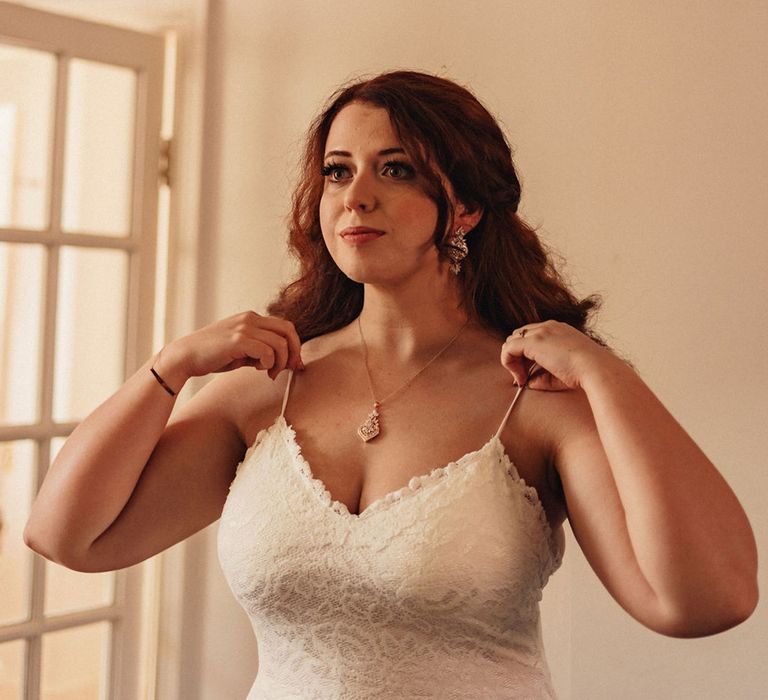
{"left": 41, "top": 622, "right": 110, "bottom": 700}
{"left": 0, "top": 639, "right": 25, "bottom": 700}
{"left": 53, "top": 247, "right": 128, "bottom": 423}
{"left": 50, "top": 436, "right": 65, "bottom": 460}
{"left": 0, "top": 441, "right": 36, "bottom": 625}
{"left": 45, "top": 561, "right": 115, "bottom": 617}
{"left": 0, "top": 43, "right": 55, "bottom": 230}
{"left": 0, "top": 242, "right": 45, "bottom": 425}
{"left": 62, "top": 59, "right": 136, "bottom": 236}
{"left": 44, "top": 437, "right": 115, "bottom": 616}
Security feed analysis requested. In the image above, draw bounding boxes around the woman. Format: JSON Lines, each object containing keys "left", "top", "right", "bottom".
{"left": 25, "top": 71, "right": 757, "bottom": 698}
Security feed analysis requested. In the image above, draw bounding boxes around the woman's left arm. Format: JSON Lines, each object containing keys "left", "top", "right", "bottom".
{"left": 501, "top": 320, "right": 759, "bottom": 638}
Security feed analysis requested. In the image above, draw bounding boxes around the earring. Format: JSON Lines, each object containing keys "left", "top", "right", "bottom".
{"left": 446, "top": 226, "right": 469, "bottom": 275}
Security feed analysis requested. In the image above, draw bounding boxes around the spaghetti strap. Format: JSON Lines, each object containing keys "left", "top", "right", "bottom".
{"left": 280, "top": 369, "right": 295, "bottom": 418}
{"left": 493, "top": 384, "right": 527, "bottom": 440}
{"left": 493, "top": 363, "right": 539, "bottom": 439}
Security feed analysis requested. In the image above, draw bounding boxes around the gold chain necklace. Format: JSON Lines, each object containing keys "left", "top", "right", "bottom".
{"left": 356, "top": 316, "right": 470, "bottom": 442}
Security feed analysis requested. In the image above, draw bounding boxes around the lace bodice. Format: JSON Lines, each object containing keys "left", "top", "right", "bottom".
{"left": 217, "top": 370, "right": 563, "bottom": 699}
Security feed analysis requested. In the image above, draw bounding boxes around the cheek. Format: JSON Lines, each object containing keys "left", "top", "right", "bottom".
{"left": 401, "top": 196, "right": 439, "bottom": 237}
{"left": 318, "top": 193, "right": 332, "bottom": 233}
{"left": 318, "top": 194, "right": 338, "bottom": 251}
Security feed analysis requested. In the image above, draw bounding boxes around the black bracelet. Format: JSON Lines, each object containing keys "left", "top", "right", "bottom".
{"left": 150, "top": 367, "right": 176, "bottom": 396}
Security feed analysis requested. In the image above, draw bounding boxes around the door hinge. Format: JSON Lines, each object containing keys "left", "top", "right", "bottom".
{"left": 159, "top": 138, "right": 171, "bottom": 186}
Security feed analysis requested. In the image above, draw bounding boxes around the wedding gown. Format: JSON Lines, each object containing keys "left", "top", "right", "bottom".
{"left": 218, "top": 369, "right": 563, "bottom": 698}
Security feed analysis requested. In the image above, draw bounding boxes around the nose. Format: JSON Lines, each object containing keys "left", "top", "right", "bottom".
{"left": 343, "top": 172, "right": 377, "bottom": 213}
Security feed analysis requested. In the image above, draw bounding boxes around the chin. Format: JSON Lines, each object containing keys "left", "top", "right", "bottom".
{"left": 328, "top": 247, "right": 433, "bottom": 286}
{"left": 339, "top": 265, "right": 390, "bottom": 285}
{"left": 328, "top": 251, "right": 387, "bottom": 284}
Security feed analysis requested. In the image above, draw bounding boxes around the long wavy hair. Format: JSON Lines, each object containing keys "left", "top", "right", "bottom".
{"left": 267, "top": 70, "right": 601, "bottom": 342}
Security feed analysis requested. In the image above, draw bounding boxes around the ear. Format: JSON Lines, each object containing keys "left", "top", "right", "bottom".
{"left": 454, "top": 204, "right": 484, "bottom": 234}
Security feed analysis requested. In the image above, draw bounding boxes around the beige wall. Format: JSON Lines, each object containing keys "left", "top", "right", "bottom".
{"left": 186, "top": 1, "right": 768, "bottom": 698}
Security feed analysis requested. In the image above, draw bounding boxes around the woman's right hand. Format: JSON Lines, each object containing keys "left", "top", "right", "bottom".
{"left": 155, "top": 311, "right": 304, "bottom": 390}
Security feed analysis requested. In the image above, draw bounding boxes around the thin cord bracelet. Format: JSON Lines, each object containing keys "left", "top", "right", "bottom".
{"left": 150, "top": 366, "right": 176, "bottom": 397}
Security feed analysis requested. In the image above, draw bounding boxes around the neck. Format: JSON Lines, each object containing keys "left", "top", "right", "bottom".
{"left": 356, "top": 272, "right": 472, "bottom": 366}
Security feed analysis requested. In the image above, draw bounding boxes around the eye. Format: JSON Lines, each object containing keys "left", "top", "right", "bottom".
{"left": 382, "top": 160, "right": 415, "bottom": 180}
{"left": 321, "top": 162, "right": 350, "bottom": 182}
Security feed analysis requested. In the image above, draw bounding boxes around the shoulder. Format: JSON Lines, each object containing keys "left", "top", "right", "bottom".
{"left": 210, "top": 328, "right": 350, "bottom": 445}
{"left": 180, "top": 366, "right": 289, "bottom": 447}
{"left": 524, "top": 385, "right": 598, "bottom": 470}
{"left": 538, "top": 385, "right": 595, "bottom": 433}
{"left": 507, "top": 384, "right": 597, "bottom": 507}
{"left": 509, "top": 381, "right": 595, "bottom": 444}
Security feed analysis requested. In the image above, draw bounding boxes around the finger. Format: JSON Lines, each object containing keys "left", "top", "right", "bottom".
{"left": 273, "top": 317, "right": 304, "bottom": 370}
{"left": 525, "top": 362, "right": 542, "bottom": 383}
{"left": 251, "top": 315, "right": 300, "bottom": 369}
{"left": 229, "top": 321, "right": 288, "bottom": 378}
{"left": 501, "top": 329, "right": 535, "bottom": 382}
{"left": 509, "top": 323, "right": 542, "bottom": 341}
{"left": 247, "top": 314, "right": 304, "bottom": 370}
{"left": 500, "top": 347, "right": 536, "bottom": 386}
{"left": 526, "top": 371, "right": 569, "bottom": 392}
{"left": 250, "top": 330, "right": 289, "bottom": 379}
{"left": 240, "top": 338, "right": 276, "bottom": 373}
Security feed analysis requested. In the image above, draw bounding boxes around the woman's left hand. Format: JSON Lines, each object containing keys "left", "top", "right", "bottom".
{"left": 500, "top": 319, "right": 612, "bottom": 391}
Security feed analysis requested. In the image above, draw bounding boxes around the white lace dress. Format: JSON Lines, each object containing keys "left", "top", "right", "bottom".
{"left": 218, "top": 370, "right": 563, "bottom": 699}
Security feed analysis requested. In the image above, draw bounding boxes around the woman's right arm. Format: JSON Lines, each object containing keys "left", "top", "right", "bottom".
{"left": 23, "top": 312, "right": 302, "bottom": 573}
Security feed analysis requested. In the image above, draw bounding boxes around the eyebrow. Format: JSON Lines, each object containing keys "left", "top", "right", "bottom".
{"left": 323, "top": 147, "right": 406, "bottom": 159}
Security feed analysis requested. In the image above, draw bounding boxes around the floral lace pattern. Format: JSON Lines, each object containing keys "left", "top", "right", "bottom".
{"left": 218, "top": 416, "right": 562, "bottom": 699}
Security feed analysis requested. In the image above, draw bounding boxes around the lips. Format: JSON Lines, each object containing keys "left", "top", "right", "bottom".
{"left": 340, "top": 226, "right": 385, "bottom": 245}
{"left": 340, "top": 226, "right": 385, "bottom": 238}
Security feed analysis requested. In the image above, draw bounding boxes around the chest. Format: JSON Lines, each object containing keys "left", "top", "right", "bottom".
{"left": 244, "top": 362, "right": 556, "bottom": 521}
{"left": 219, "top": 423, "right": 563, "bottom": 669}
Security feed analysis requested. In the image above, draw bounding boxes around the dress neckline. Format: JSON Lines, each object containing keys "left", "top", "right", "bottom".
{"left": 277, "top": 414, "right": 505, "bottom": 519}
{"left": 236, "top": 413, "right": 562, "bottom": 572}
{"left": 248, "top": 415, "right": 561, "bottom": 565}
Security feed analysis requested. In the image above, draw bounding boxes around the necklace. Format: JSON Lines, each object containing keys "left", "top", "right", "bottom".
{"left": 356, "top": 316, "right": 470, "bottom": 442}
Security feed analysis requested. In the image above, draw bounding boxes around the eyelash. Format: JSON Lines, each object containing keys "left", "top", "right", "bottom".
{"left": 320, "top": 161, "right": 348, "bottom": 181}
{"left": 320, "top": 159, "right": 416, "bottom": 182}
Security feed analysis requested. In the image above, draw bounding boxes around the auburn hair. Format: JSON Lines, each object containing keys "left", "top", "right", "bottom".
{"left": 267, "top": 70, "right": 601, "bottom": 342}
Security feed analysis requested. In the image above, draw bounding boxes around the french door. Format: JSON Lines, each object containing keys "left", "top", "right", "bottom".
{"left": 0, "top": 2, "right": 165, "bottom": 697}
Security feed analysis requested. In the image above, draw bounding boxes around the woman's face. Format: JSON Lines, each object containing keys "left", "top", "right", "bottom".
{"left": 319, "top": 101, "right": 444, "bottom": 284}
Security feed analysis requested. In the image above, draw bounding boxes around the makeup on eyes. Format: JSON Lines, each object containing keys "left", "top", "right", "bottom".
{"left": 320, "top": 158, "right": 416, "bottom": 182}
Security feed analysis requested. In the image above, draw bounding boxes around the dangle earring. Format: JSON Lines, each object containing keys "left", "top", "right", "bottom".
{"left": 445, "top": 226, "right": 469, "bottom": 275}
